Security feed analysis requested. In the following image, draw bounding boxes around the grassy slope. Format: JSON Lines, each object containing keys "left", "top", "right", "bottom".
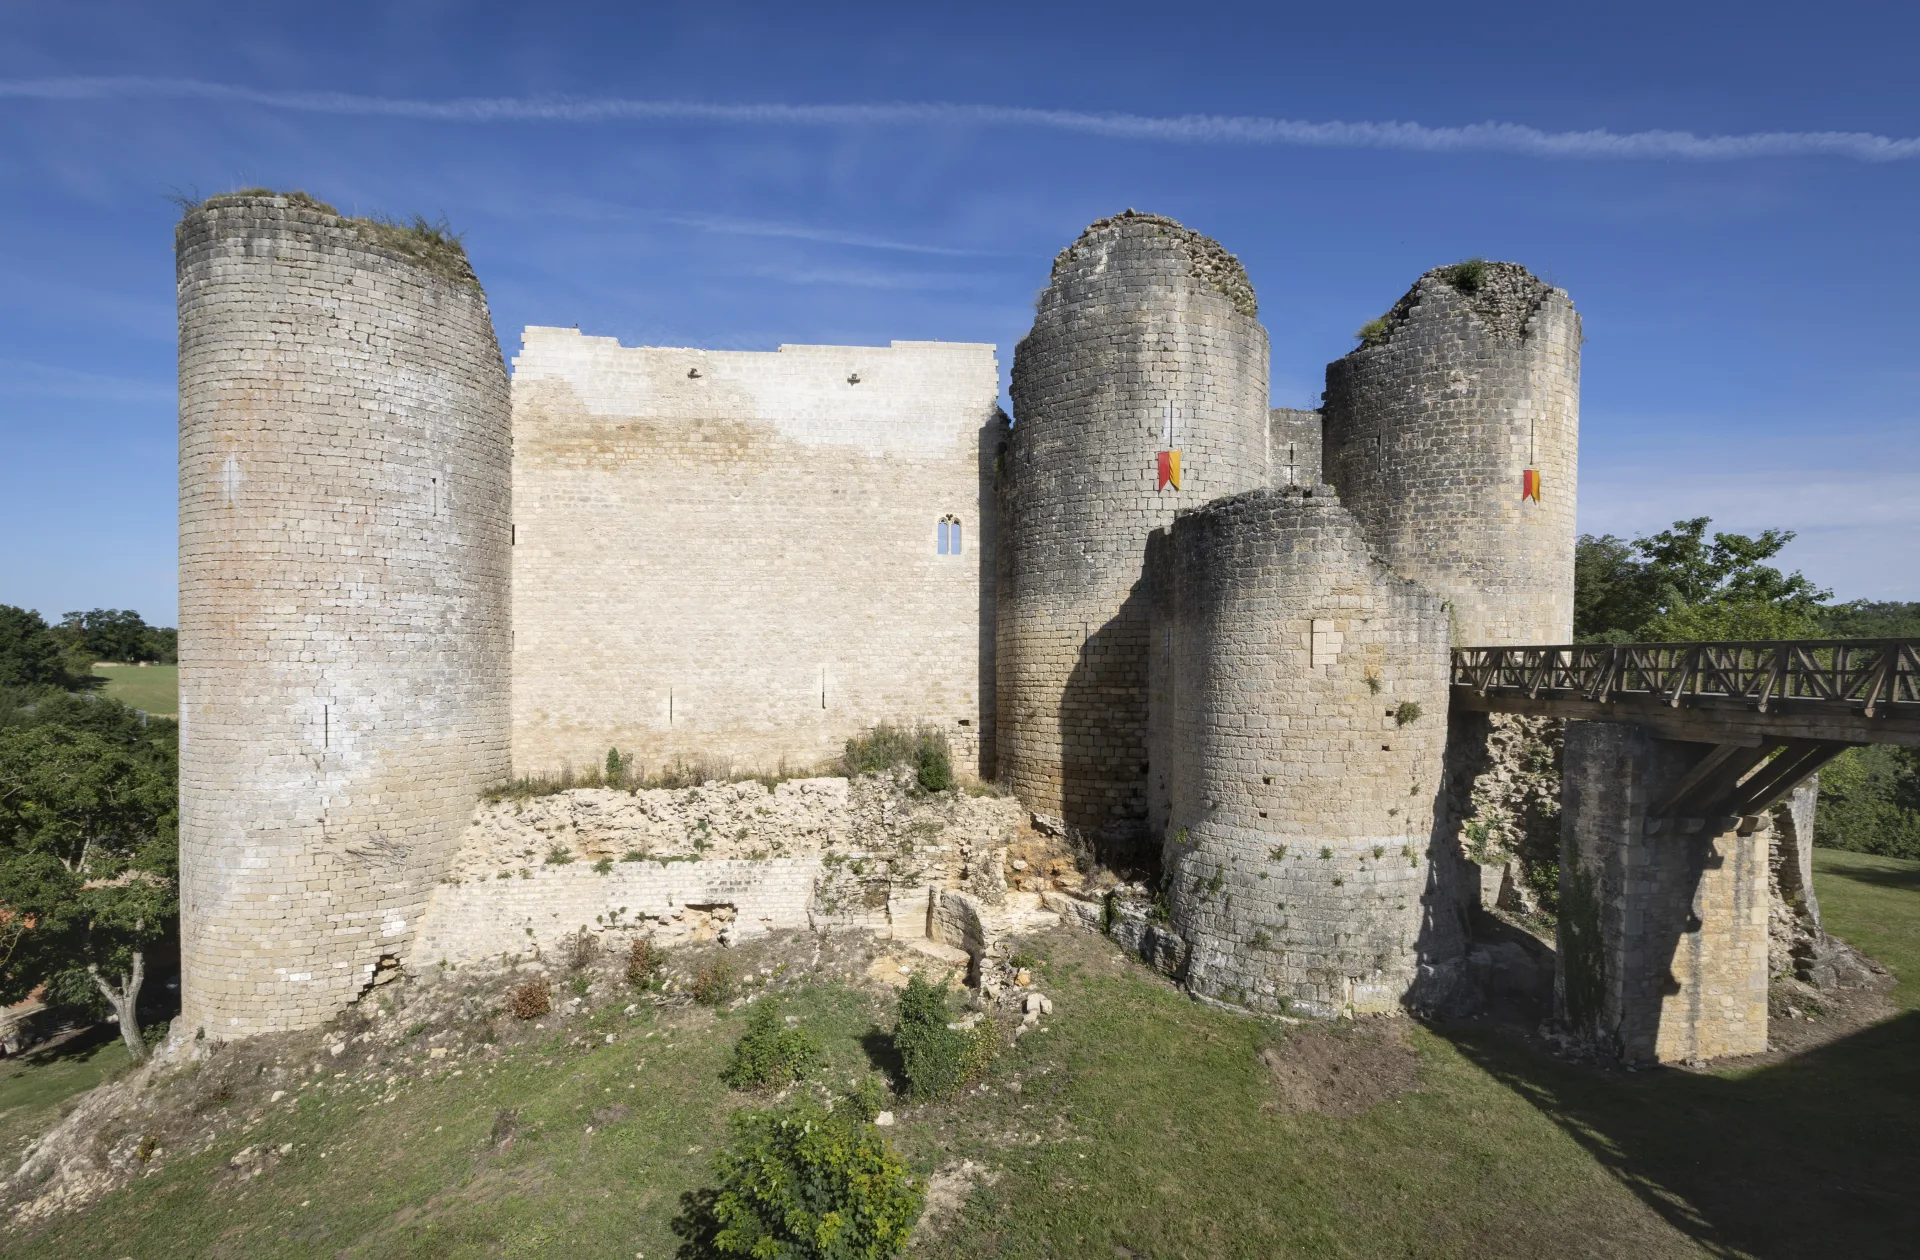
{"left": 6, "top": 853, "right": 1920, "bottom": 1258}
{"left": 0, "top": 1032, "right": 133, "bottom": 1176}
{"left": 90, "top": 664, "right": 178, "bottom": 715}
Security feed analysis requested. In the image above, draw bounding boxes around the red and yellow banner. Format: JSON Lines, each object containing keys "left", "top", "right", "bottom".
{"left": 1522, "top": 467, "right": 1542, "bottom": 502}
{"left": 1158, "top": 450, "right": 1181, "bottom": 491}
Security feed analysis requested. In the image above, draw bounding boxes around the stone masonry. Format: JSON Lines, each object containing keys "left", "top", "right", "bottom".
{"left": 1151, "top": 487, "right": 1454, "bottom": 1015}
{"left": 1559, "top": 721, "right": 1770, "bottom": 1063}
{"left": 1323, "top": 262, "right": 1580, "bottom": 646}
{"left": 1000, "top": 212, "right": 1271, "bottom": 854}
{"left": 176, "top": 193, "right": 513, "bottom": 1037}
{"left": 511, "top": 330, "right": 1001, "bottom": 778}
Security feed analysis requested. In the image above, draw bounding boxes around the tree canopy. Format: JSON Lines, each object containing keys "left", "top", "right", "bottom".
{"left": 53, "top": 608, "right": 176, "bottom": 665}
{"left": 1574, "top": 517, "right": 1831, "bottom": 643}
{"left": 0, "top": 693, "right": 177, "bottom": 1058}
{"left": 0, "top": 605, "right": 80, "bottom": 690}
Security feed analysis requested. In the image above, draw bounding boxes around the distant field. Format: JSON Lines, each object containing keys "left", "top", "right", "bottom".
{"left": 91, "top": 663, "right": 177, "bottom": 715}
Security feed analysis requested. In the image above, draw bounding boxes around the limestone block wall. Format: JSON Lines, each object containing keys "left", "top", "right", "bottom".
{"left": 1001, "top": 212, "right": 1271, "bottom": 846}
{"left": 1153, "top": 487, "right": 1455, "bottom": 1015}
{"left": 176, "top": 193, "right": 512, "bottom": 1037}
{"left": 511, "top": 331, "right": 1000, "bottom": 778}
{"left": 1322, "top": 262, "right": 1579, "bottom": 647}
{"left": 1559, "top": 722, "right": 1770, "bottom": 1063}
{"left": 1269, "top": 408, "right": 1322, "bottom": 489}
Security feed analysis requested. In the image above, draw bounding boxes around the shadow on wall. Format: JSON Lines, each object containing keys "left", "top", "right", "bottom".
{"left": 1059, "top": 580, "right": 1155, "bottom": 874}
{"left": 1436, "top": 1011, "right": 1920, "bottom": 1259}
{"left": 975, "top": 412, "right": 1008, "bottom": 780}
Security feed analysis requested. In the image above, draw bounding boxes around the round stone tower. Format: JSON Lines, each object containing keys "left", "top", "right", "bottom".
{"left": 1322, "top": 261, "right": 1580, "bottom": 646}
{"left": 176, "top": 192, "right": 512, "bottom": 1037}
{"left": 1157, "top": 487, "right": 1454, "bottom": 1015}
{"left": 1000, "top": 211, "right": 1270, "bottom": 854}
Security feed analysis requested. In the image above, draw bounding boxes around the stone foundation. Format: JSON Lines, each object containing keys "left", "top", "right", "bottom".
{"left": 1559, "top": 721, "right": 1770, "bottom": 1062}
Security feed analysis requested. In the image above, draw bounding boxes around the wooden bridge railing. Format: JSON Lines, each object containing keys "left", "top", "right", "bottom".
{"left": 1450, "top": 639, "right": 1920, "bottom": 748}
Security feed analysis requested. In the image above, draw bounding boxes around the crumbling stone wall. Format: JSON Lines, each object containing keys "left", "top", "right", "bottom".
{"left": 1000, "top": 211, "right": 1271, "bottom": 850}
{"left": 1448, "top": 713, "right": 1565, "bottom": 913}
{"left": 1153, "top": 486, "right": 1455, "bottom": 1015}
{"left": 1322, "top": 262, "right": 1580, "bottom": 646}
{"left": 413, "top": 773, "right": 1023, "bottom": 965}
{"left": 175, "top": 193, "right": 512, "bottom": 1038}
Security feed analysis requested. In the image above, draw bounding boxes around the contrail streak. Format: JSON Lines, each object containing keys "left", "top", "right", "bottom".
{"left": 6, "top": 76, "right": 1919, "bottom": 162}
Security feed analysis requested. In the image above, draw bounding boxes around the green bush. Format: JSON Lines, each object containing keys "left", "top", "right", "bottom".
{"left": 672, "top": 1101, "right": 923, "bottom": 1258}
{"left": 721, "top": 1001, "right": 824, "bottom": 1091}
{"left": 1443, "top": 258, "right": 1488, "bottom": 293}
{"left": 1817, "top": 746, "right": 1920, "bottom": 859}
{"left": 840, "top": 724, "right": 954, "bottom": 793}
{"left": 846, "top": 1073, "right": 891, "bottom": 1122}
{"left": 1355, "top": 317, "right": 1390, "bottom": 346}
{"left": 893, "top": 974, "right": 996, "bottom": 1100}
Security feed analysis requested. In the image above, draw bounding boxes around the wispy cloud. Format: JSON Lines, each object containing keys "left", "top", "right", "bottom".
{"left": 6, "top": 76, "right": 1920, "bottom": 163}
{"left": 660, "top": 212, "right": 1008, "bottom": 257}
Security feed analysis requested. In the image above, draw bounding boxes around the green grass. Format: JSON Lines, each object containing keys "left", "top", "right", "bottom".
{"left": 0, "top": 1030, "right": 135, "bottom": 1171}
{"left": 1815, "top": 847, "right": 1920, "bottom": 1008}
{"left": 90, "top": 663, "right": 177, "bottom": 715}
{"left": 8, "top": 853, "right": 1920, "bottom": 1257}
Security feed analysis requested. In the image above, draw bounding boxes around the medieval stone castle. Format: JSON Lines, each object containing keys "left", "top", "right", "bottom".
{"left": 174, "top": 194, "right": 1583, "bottom": 1044}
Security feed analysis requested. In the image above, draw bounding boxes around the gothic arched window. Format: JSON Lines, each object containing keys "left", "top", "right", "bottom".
{"left": 937, "top": 515, "right": 963, "bottom": 556}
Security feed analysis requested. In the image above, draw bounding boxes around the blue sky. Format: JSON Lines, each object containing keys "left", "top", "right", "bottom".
{"left": 3, "top": 0, "right": 1916, "bottom": 625}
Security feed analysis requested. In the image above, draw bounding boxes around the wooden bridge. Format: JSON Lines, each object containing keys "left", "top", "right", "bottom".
{"left": 1452, "top": 639, "right": 1919, "bottom": 824}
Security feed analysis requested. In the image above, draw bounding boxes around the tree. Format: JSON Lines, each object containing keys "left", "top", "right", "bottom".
{"left": 1573, "top": 517, "right": 1829, "bottom": 642}
{"left": 0, "top": 605, "right": 76, "bottom": 689}
{"left": 0, "top": 712, "right": 177, "bottom": 1059}
{"left": 57, "top": 608, "right": 163, "bottom": 665}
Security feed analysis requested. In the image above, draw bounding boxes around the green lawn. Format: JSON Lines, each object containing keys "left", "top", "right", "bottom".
{"left": 4, "top": 854, "right": 1919, "bottom": 1258}
{"left": 1814, "top": 847, "right": 1920, "bottom": 1009}
{"left": 90, "top": 663, "right": 178, "bottom": 715}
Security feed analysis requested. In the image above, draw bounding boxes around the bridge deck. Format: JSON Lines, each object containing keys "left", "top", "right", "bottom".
{"left": 1451, "top": 639, "right": 1920, "bottom": 748}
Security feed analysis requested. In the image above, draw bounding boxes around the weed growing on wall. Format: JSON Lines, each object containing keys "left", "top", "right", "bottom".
{"left": 720, "top": 1002, "right": 823, "bottom": 1091}
{"left": 1443, "top": 258, "right": 1488, "bottom": 293}
{"left": 839, "top": 724, "right": 954, "bottom": 793}
{"left": 671, "top": 1100, "right": 923, "bottom": 1258}
{"left": 1356, "top": 317, "right": 1391, "bottom": 347}
{"left": 892, "top": 974, "right": 996, "bottom": 1100}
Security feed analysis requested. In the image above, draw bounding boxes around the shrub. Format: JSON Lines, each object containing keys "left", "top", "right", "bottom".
{"left": 893, "top": 974, "right": 996, "bottom": 1100}
{"left": 721, "top": 1002, "right": 824, "bottom": 1091}
{"left": 672, "top": 1101, "right": 922, "bottom": 1258}
{"left": 545, "top": 843, "right": 573, "bottom": 865}
{"left": 1355, "top": 317, "right": 1390, "bottom": 346}
{"left": 564, "top": 927, "right": 600, "bottom": 971}
{"left": 846, "top": 1073, "right": 891, "bottom": 1122}
{"left": 627, "top": 937, "right": 664, "bottom": 989}
{"left": 693, "top": 958, "right": 737, "bottom": 1006}
{"left": 507, "top": 981, "right": 549, "bottom": 1020}
{"left": 840, "top": 724, "right": 955, "bottom": 793}
{"left": 1394, "top": 701, "right": 1423, "bottom": 727}
{"left": 1443, "top": 258, "right": 1488, "bottom": 293}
